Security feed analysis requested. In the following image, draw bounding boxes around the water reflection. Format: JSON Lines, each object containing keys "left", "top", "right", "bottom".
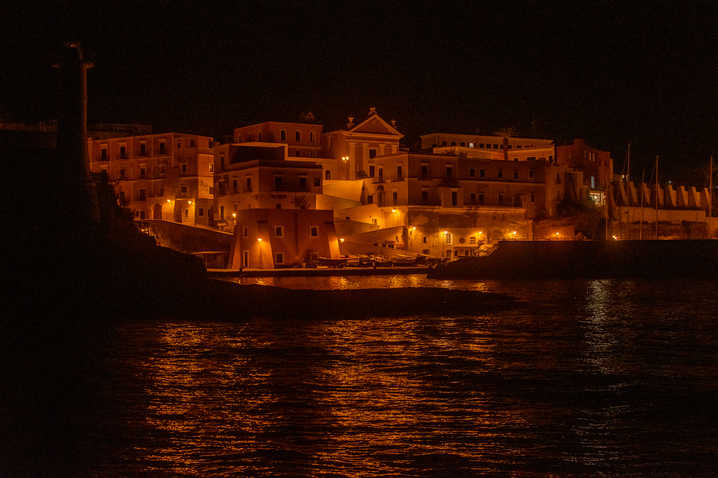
{"left": 90, "top": 279, "right": 718, "bottom": 476}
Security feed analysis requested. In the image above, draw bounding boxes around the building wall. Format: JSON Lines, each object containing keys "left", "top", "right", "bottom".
{"left": 233, "top": 122, "right": 323, "bottom": 157}
{"left": 88, "top": 132, "right": 214, "bottom": 225}
{"left": 229, "top": 209, "right": 339, "bottom": 268}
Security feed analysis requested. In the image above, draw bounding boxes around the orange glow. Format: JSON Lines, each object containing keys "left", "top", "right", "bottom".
{"left": 442, "top": 230, "right": 448, "bottom": 235}
{"left": 188, "top": 200, "right": 193, "bottom": 205}
{"left": 391, "top": 208, "right": 397, "bottom": 213}
{"left": 231, "top": 212, "right": 237, "bottom": 218}
{"left": 554, "top": 232, "right": 560, "bottom": 237}
{"left": 166, "top": 199, "right": 171, "bottom": 203}
{"left": 339, "top": 238, "right": 345, "bottom": 243}
{"left": 612, "top": 235, "right": 619, "bottom": 240}
{"left": 257, "top": 237, "right": 263, "bottom": 242}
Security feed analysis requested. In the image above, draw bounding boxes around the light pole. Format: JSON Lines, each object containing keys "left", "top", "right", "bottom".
{"left": 341, "top": 155, "right": 350, "bottom": 179}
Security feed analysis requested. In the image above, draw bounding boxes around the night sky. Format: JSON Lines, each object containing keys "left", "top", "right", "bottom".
{"left": 1, "top": 1, "right": 716, "bottom": 182}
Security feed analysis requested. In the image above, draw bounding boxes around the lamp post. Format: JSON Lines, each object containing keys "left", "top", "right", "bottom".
{"left": 341, "top": 155, "right": 350, "bottom": 179}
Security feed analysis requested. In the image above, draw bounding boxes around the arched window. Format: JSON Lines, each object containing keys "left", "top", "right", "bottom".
{"left": 280, "top": 130, "right": 286, "bottom": 142}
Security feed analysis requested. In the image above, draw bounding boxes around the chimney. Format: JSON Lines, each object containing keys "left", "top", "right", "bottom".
{"left": 391, "top": 119, "right": 397, "bottom": 127}
{"left": 368, "top": 106, "right": 377, "bottom": 116}
{"left": 346, "top": 116, "right": 355, "bottom": 129}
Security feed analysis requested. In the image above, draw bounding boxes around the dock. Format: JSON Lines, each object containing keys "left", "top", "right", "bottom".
{"left": 207, "top": 266, "right": 429, "bottom": 277}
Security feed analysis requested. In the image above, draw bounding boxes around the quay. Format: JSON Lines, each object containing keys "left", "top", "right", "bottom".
{"left": 207, "top": 265, "right": 429, "bottom": 278}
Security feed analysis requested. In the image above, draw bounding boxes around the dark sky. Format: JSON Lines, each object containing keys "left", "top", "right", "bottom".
{"left": 1, "top": 1, "right": 716, "bottom": 182}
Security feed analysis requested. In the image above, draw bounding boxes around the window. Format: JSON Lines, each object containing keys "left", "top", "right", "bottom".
{"left": 310, "top": 226, "right": 318, "bottom": 237}
{"left": 393, "top": 191, "right": 398, "bottom": 204}
{"left": 242, "top": 251, "right": 249, "bottom": 268}
{"left": 246, "top": 177, "right": 252, "bottom": 192}
{"left": 493, "top": 144, "right": 499, "bottom": 149}
{"left": 220, "top": 206, "right": 224, "bottom": 219}
{"left": 140, "top": 210, "right": 145, "bottom": 219}
{"left": 209, "top": 162, "right": 214, "bottom": 173}
{"left": 184, "top": 208, "right": 189, "bottom": 217}
{"left": 232, "top": 180, "right": 238, "bottom": 193}
{"left": 397, "top": 166, "right": 402, "bottom": 178}
{"left": 139, "top": 189, "right": 146, "bottom": 201}
{"left": 469, "top": 168, "right": 475, "bottom": 177}
{"left": 274, "top": 176, "right": 282, "bottom": 189}
{"left": 276, "top": 203, "right": 282, "bottom": 209}
{"left": 498, "top": 168, "right": 503, "bottom": 178}
{"left": 281, "top": 130, "right": 286, "bottom": 141}
{"left": 479, "top": 193, "right": 484, "bottom": 204}
{"left": 275, "top": 252, "right": 284, "bottom": 265}
{"left": 140, "top": 168, "right": 146, "bottom": 178}
{"left": 369, "top": 149, "right": 377, "bottom": 159}
{"left": 451, "top": 191, "right": 458, "bottom": 206}
{"left": 190, "top": 139, "right": 196, "bottom": 147}
{"left": 100, "top": 148, "right": 107, "bottom": 161}
{"left": 446, "top": 166, "right": 453, "bottom": 177}
{"left": 367, "top": 194, "right": 373, "bottom": 204}
{"left": 530, "top": 192, "right": 535, "bottom": 202}
{"left": 299, "top": 177, "right": 307, "bottom": 190}
{"left": 120, "top": 145, "right": 127, "bottom": 158}
{"left": 258, "top": 132, "right": 262, "bottom": 141}
{"left": 469, "top": 236, "right": 476, "bottom": 244}
{"left": 446, "top": 233, "right": 453, "bottom": 245}
{"left": 295, "top": 131, "right": 301, "bottom": 142}
{"left": 177, "top": 141, "right": 182, "bottom": 149}
{"left": 378, "top": 167, "right": 383, "bottom": 178}
{"left": 529, "top": 169, "right": 535, "bottom": 179}
{"left": 470, "top": 192, "right": 476, "bottom": 203}
{"left": 423, "top": 236, "right": 427, "bottom": 243}
{"left": 313, "top": 177, "right": 320, "bottom": 187}
{"left": 140, "top": 143, "right": 147, "bottom": 155}
{"left": 480, "top": 169, "right": 485, "bottom": 178}
{"left": 181, "top": 164, "right": 187, "bottom": 174}
{"left": 421, "top": 190, "right": 429, "bottom": 202}
{"left": 528, "top": 156, "right": 536, "bottom": 161}
{"left": 513, "top": 170, "right": 519, "bottom": 179}
{"left": 479, "top": 143, "right": 484, "bottom": 148}
{"left": 421, "top": 165, "right": 428, "bottom": 177}
{"left": 369, "top": 165, "right": 375, "bottom": 177}
{"left": 199, "top": 207, "right": 204, "bottom": 216}
{"left": 309, "top": 132, "right": 314, "bottom": 144}
{"left": 498, "top": 192, "right": 504, "bottom": 203}
{"left": 274, "top": 225, "right": 284, "bottom": 237}
{"left": 325, "top": 170, "right": 331, "bottom": 180}
{"left": 243, "top": 226, "right": 249, "bottom": 237}
{"left": 181, "top": 185, "right": 187, "bottom": 194}
{"left": 120, "top": 169, "right": 126, "bottom": 178}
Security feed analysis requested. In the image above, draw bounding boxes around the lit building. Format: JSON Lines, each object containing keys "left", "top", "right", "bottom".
{"left": 322, "top": 108, "right": 403, "bottom": 180}
{"left": 212, "top": 143, "right": 324, "bottom": 229}
{"left": 88, "top": 132, "right": 215, "bottom": 225}
{"left": 229, "top": 208, "right": 340, "bottom": 268}
{"left": 233, "top": 120, "right": 323, "bottom": 158}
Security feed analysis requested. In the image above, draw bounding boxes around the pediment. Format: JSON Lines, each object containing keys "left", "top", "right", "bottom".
{"left": 349, "top": 114, "right": 402, "bottom": 137}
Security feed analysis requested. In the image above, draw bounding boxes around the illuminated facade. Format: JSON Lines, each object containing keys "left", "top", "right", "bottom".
{"left": 212, "top": 143, "right": 324, "bottom": 229}
{"left": 229, "top": 208, "right": 340, "bottom": 268}
{"left": 88, "top": 133, "right": 215, "bottom": 225}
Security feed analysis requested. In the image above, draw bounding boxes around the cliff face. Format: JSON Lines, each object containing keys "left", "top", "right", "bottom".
{"left": 7, "top": 143, "right": 207, "bottom": 322}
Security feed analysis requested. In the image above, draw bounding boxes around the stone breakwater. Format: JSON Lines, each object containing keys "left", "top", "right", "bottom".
{"left": 429, "top": 240, "right": 718, "bottom": 279}
{"left": 201, "top": 280, "right": 519, "bottom": 319}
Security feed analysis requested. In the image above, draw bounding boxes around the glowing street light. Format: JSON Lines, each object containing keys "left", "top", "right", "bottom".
{"left": 257, "top": 237, "right": 263, "bottom": 242}
{"left": 391, "top": 208, "right": 397, "bottom": 213}
{"left": 231, "top": 212, "right": 237, "bottom": 219}
{"left": 612, "top": 235, "right": 619, "bottom": 240}
{"left": 339, "top": 237, "right": 345, "bottom": 243}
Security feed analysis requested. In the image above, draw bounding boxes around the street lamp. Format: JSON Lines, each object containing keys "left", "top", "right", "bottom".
{"left": 341, "top": 155, "right": 349, "bottom": 179}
